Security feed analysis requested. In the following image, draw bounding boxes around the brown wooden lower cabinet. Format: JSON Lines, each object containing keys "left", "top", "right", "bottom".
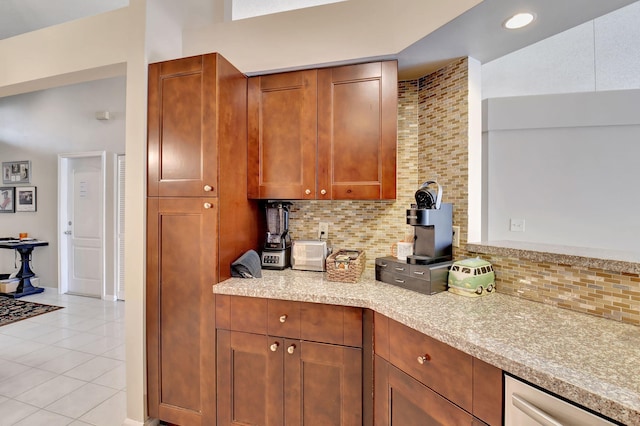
{"left": 217, "top": 329, "right": 362, "bottom": 425}
{"left": 214, "top": 300, "right": 501, "bottom": 425}
{"left": 146, "top": 198, "right": 218, "bottom": 425}
{"left": 375, "top": 355, "right": 478, "bottom": 426}
{"left": 373, "top": 312, "right": 503, "bottom": 426}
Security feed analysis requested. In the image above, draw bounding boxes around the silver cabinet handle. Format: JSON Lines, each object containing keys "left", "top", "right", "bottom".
{"left": 204, "top": 185, "right": 213, "bottom": 192}
{"left": 394, "top": 279, "right": 405, "bottom": 284}
{"left": 395, "top": 267, "right": 405, "bottom": 272}
{"left": 380, "top": 263, "right": 388, "bottom": 268}
{"left": 305, "top": 189, "right": 311, "bottom": 195}
{"left": 417, "top": 354, "right": 431, "bottom": 364}
{"left": 320, "top": 189, "right": 327, "bottom": 195}
{"left": 204, "top": 203, "right": 213, "bottom": 209}
{"left": 413, "top": 271, "right": 425, "bottom": 275}
{"left": 287, "top": 344, "right": 296, "bottom": 354}
{"left": 512, "top": 394, "right": 564, "bottom": 426}
{"left": 279, "top": 315, "right": 287, "bottom": 323}
{"left": 270, "top": 342, "right": 279, "bottom": 352}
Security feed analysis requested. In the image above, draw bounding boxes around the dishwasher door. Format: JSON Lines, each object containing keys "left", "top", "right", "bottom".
{"left": 505, "top": 375, "right": 616, "bottom": 426}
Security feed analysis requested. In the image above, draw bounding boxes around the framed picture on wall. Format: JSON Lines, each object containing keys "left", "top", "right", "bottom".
{"left": 16, "top": 186, "right": 36, "bottom": 212}
{"left": 2, "top": 161, "right": 31, "bottom": 184}
{"left": 0, "top": 187, "right": 15, "bottom": 213}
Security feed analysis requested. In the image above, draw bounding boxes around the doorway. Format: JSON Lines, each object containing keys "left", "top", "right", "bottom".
{"left": 58, "top": 151, "right": 118, "bottom": 299}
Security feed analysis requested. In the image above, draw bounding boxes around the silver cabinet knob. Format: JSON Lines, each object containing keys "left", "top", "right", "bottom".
{"left": 417, "top": 354, "right": 431, "bottom": 365}
{"left": 204, "top": 203, "right": 213, "bottom": 209}
{"left": 305, "top": 189, "right": 311, "bottom": 195}
{"left": 320, "top": 189, "right": 327, "bottom": 195}
{"left": 287, "top": 344, "right": 296, "bottom": 354}
{"left": 279, "top": 315, "right": 288, "bottom": 323}
{"left": 270, "top": 342, "right": 279, "bottom": 352}
{"left": 204, "top": 185, "right": 213, "bottom": 192}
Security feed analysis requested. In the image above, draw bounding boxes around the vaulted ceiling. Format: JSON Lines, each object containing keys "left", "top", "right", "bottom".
{"left": 0, "top": 0, "right": 637, "bottom": 79}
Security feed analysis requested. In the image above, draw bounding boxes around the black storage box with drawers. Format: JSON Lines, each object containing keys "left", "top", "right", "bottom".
{"left": 375, "top": 256, "right": 451, "bottom": 295}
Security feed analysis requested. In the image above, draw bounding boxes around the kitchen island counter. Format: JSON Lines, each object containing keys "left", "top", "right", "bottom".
{"left": 215, "top": 269, "right": 640, "bottom": 425}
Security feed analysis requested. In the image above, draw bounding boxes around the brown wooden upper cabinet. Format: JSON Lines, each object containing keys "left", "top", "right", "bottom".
{"left": 248, "top": 61, "right": 398, "bottom": 200}
{"left": 148, "top": 54, "right": 219, "bottom": 197}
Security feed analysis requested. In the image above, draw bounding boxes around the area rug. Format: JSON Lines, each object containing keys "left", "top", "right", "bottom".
{"left": 0, "top": 296, "right": 63, "bottom": 327}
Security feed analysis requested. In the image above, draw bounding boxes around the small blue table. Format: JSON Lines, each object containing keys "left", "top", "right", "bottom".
{"left": 0, "top": 240, "right": 49, "bottom": 298}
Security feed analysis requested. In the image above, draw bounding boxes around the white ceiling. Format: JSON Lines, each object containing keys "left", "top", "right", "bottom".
{"left": 0, "top": 0, "right": 637, "bottom": 79}
{"left": 0, "top": 0, "right": 129, "bottom": 39}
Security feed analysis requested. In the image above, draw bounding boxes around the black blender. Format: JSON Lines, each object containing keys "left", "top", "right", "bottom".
{"left": 260, "top": 202, "right": 292, "bottom": 269}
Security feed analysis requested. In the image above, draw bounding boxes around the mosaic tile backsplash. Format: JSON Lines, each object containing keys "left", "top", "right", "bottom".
{"left": 475, "top": 253, "right": 640, "bottom": 326}
{"left": 288, "top": 57, "right": 639, "bottom": 326}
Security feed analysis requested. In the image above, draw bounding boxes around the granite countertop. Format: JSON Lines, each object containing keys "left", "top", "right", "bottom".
{"left": 214, "top": 269, "right": 640, "bottom": 425}
{"left": 467, "top": 240, "right": 640, "bottom": 274}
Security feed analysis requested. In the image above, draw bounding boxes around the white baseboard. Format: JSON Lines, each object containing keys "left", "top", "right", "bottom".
{"left": 122, "top": 418, "right": 159, "bottom": 426}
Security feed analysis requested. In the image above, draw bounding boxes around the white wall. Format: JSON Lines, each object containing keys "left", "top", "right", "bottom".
{"left": 483, "top": 90, "right": 640, "bottom": 252}
{"left": 480, "top": 1, "right": 640, "bottom": 254}
{"left": 0, "top": 77, "right": 126, "bottom": 290}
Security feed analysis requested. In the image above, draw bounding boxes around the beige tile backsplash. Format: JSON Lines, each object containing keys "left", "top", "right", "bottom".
{"left": 288, "top": 57, "right": 640, "bottom": 326}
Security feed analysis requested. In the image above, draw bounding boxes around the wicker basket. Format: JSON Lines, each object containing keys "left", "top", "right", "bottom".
{"left": 326, "top": 250, "right": 366, "bottom": 283}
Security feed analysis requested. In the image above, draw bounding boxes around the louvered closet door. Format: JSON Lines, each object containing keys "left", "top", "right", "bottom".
{"left": 116, "top": 154, "right": 125, "bottom": 301}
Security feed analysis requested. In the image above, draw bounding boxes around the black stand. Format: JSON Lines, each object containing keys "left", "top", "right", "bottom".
{"left": 0, "top": 241, "right": 49, "bottom": 298}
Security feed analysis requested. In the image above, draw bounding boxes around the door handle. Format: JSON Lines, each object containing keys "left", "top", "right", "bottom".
{"left": 512, "top": 393, "right": 564, "bottom": 426}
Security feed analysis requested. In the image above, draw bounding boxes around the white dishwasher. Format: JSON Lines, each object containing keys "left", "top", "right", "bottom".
{"left": 505, "top": 375, "right": 617, "bottom": 426}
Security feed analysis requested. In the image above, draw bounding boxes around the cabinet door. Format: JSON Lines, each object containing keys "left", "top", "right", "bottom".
{"left": 148, "top": 54, "right": 218, "bottom": 197}
{"left": 146, "top": 197, "right": 218, "bottom": 425}
{"left": 375, "top": 356, "right": 474, "bottom": 426}
{"left": 286, "top": 340, "right": 362, "bottom": 426}
{"left": 217, "top": 331, "right": 284, "bottom": 425}
{"left": 248, "top": 70, "right": 317, "bottom": 199}
{"left": 473, "top": 358, "right": 503, "bottom": 426}
{"left": 318, "top": 61, "right": 397, "bottom": 200}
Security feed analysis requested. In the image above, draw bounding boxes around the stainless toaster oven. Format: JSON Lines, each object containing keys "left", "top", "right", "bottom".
{"left": 291, "top": 240, "right": 329, "bottom": 272}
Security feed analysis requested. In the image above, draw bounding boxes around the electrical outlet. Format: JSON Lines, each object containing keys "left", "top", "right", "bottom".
{"left": 318, "top": 222, "right": 329, "bottom": 240}
{"left": 452, "top": 226, "right": 460, "bottom": 248}
{"left": 510, "top": 218, "right": 525, "bottom": 232}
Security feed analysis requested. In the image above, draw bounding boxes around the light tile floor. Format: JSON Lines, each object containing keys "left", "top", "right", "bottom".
{"left": 0, "top": 291, "right": 126, "bottom": 426}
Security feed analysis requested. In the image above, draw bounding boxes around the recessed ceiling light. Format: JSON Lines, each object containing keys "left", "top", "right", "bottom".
{"left": 503, "top": 12, "right": 536, "bottom": 30}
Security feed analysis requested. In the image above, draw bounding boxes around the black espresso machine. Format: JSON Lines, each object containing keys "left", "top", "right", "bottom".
{"left": 406, "top": 180, "right": 453, "bottom": 265}
{"left": 260, "top": 202, "right": 292, "bottom": 269}
{"left": 375, "top": 181, "right": 453, "bottom": 295}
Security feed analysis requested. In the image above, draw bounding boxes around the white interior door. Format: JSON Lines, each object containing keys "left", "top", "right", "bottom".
{"left": 65, "top": 156, "right": 103, "bottom": 297}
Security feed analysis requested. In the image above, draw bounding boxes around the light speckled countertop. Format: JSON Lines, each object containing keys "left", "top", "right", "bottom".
{"left": 214, "top": 269, "right": 640, "bottom": 425}
{"left": 467, "top": 240, "right": 640, "bottom": 274}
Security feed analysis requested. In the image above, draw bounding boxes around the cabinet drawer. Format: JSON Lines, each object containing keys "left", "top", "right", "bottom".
{"left": 300, "top": 302, "right": 363, "bottom": 347}
{"left": 217, "top": 296, "right": 362, "bottom": 347}
{"left": 216, "top": 295, "right": 267, "bottom": 334}
{"left": 388, "top": 318, "right": 472, "bottom": 412}
{"left": 268, "top": 299, "right": 301, "bottom": 339}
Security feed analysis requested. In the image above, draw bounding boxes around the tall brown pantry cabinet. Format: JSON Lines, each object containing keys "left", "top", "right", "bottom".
{"left": 146, "top": 53, "right": 261, "bottom": 425}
